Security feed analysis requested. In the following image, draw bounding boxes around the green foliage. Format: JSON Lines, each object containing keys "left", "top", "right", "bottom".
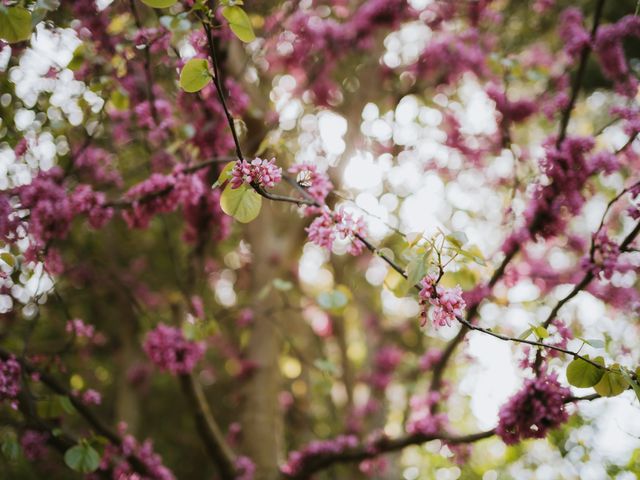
{"left": 594, "top": 366, "right": 629, "bottom": 397}
{"left": 179, "top": 58, "right": 212, "bottom": 93}
{"left": 0, "top": 7, "right": 32, "bottom": 43}
{"left": 566, "top": 356, "right": 604, "bottom": 388}
{"left": 220, "top": 184, "right": 262, "bottom": 223}
{"left": 1, "top": 434, "right": 20, "bottom": 461}
{"left": 64, "top": 442, "right": 100, "bottom": 473}
{"left": 140, "top": 0, "right": 178, "bottom": 8}
{"left": 221, "top": 6, "right": 255, "bottom": 43}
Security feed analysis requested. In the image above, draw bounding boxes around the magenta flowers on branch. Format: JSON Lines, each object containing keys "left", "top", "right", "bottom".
{"left": 230, "top": 157, "right": 282, "bottom": 189}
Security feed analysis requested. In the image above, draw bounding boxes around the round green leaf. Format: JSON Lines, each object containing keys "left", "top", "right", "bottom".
{"left": 64, "top": 444, "right": 100, "bottom": 473}
{"left": 220, "top": 184, "right": 262, "bottom": 223}
{"left": 212, "top": 161, "right": 236, "bottom": 188}
{"left": 179, "top": 58, "right": 211, "bottom": 93}
{"left": 0, "top": 7, "right": 32, "bottom": 44}
{"left": 222, "top": 6, "right": 256, "bottom": 43}
{"left": 140, "top": 0, "right": 177, "bottom": 8}
{"left": 566, "top": 356, "right": 604, "bottom": 388}
{"left": 594, "top": 367, "right": 629, "bottom": 397}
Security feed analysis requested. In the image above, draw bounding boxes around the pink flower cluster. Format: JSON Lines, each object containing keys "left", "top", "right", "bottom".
{"left": 558, "top": 8, "right": 590, "bottom": 60}
{"left": 82, "top": 389, "right": 102, "bottom": 406}
{"left": 0, "top": 355, "right": 21, "bottom": 408}
{"left": 266, "top": 0, "right": 415, "bottom": 104}
{"left": 235, "top": 456, "right": 256, "bottom": 480}
{"left": 288, "top": 164, "right": 333, "bottom": 213}
{"left": 589, "top": 231, "right": 622, "bottom": 280}
{"left": 496, "top": 372, "right": 570, "bottom": 445}
{"left": 526, "top": 136, "right": 601, "bottom": 239}
{"left": 486, "top": 83, "right": 537, "bottom": 124}
{"left": 20, "top": 430, "right": 49, "bottom": 461}
{"left": 122, "top": 167, "right": 230, "bottom": 243}
{"left": 411, "top": 29, "right": 488, "bottom": 85}
{"left": 406, "top": 392, "right": 447, "bottom": 436}
{"left": 368, "top": 345, "right": 404, "bottom": 390}
{"left": 418, "top": 274, "right": 466, "bottom": 328}
{"left": 143, "top": 324, "right": 205, "bottom": 375}
{"left": 230, "top": 158, "right": 282, "bottom": 189}
{"left": 594, "top": 15, "right": 640, "bottom": 97}
{"left": 98, "top": 423, "right": 175, "bottom": 480}
{"left": 418, "top": 348, "right": 443, "bottom": 371}
{"left": 66, "top": 318, "right": 96, "bottom": 340}
{"left": 306, "top": 209, "right": 366, "bottom": 256}
{"left": 280, "top": 434, "right": 358, "bottom": 476}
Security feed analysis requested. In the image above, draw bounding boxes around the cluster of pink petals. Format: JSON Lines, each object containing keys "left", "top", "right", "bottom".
{"left": 82, "top": 389, "right": 102, "bottom": 406}
{"left": 20, "top": 430, "right": 49, "bottom": 461}
{"left": 280, "top": 435, "right": 358, "bottom": 476}
{"left": 368, "top": 345, "right": 404, "bottom": 390}
{"left": 594, "top": 15, "right": 640, "bottom": 97}
{"left": 97, "top": 423, "right": 175, "bottom": 480}
{"left": 143, "top": 324, "right": 205, "bottom": 375}
{"left": 66, "top": 318, "right": 96, "bottom": 339}
{"left": 234, "top": 456, "right": 256, "bottom": 480}
{"left": 588, "top": 231, "right": 623, "bottom": 280}
{"left": 0, "top": 355, "right": 21, "bottom": 408}
{"left": 306, "top": 209, "right": 367, "bottom": 256}
{"left": 288, "top": 164, "right": 333, "bottom": 213}
{"left": 486, "top": 83, "right": 537, "bottom": 124}
{"left": 230, "top": 158, "right": 282, "bottom": 189}
{"left": 406, "top": 392, "right": 448, "bottom": 436}
{"left": 418, "top": 274, "right": 466, "bottom": 328}
{"left": 418, "top": 348, "right": 443, "bottom": 371}
{"left": 558, "top": 8, "right": 590, "bottom": 60}
{"left": 496, "top": 372, "right": 570, "bottom": 445}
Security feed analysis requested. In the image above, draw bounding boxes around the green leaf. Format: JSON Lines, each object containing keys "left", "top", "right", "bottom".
{"left": 621, "top": 368, "right": 640, "bottom": 403}
{"left": 140, "top": 0, "right": 177, "bottom": 7}
{"left": 0, "top": 252, "right": 15, "bottom": 268}
{"left": 446, "top": 231, "right": 468, "bottom": 248}
{"left": 221, "top": 6, "right": 256, "bottom": 43}
{"left": 531, "top": 325, "right": 549, "bottom": 340}
{"left": 212, "top": 161, "right": 237, "bottom": 189}
{"left": 179, "top": 58, "right": 212, "bottom": 93}
{"left": 566, "top": 356, "right": 605, "bottom": 388}
{"left": 518, "top": 328, "right": 533, "bottom": 340}
{"left": 582, "top": 338, "right": 605, "bottom": 349}
{"left": 594, "top": 366, "right": 629, "bottom": 397}
{"left": 1, "top": 436, "right": 20, "bottom": 461}
{"left": 64, "top": 443, "right": 100, "bottom": 473}
{"left": 0, "top": 7, "right": 32, "bottom": 43}
{"left": 220, "top": 184, "right": 262, "bottom": 223}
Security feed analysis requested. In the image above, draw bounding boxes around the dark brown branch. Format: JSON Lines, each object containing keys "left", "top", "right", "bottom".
{"left": 179, "top": 373, "right": 237, "bottom": 478}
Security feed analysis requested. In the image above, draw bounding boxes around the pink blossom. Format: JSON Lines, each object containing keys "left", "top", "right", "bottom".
{"left": 418, "top": 349, "right": 443, "bottom": 371}
{"left": 559, "top": 8, "right": 590, "bottom": 60}
{"left": 66, "top": 318, "right": 95, "bottom": 339}
{"left": 20, "top": 430, "right": 49, "bottom": 461}
{"left": 82, "top": 389, "right": 102, "bottom": 405}
{"left": 496, "top": 372, "right": 570, "bottom": 444}
{"left": 406, "top": 392, "right": 448, "bottom": 435}
{"left": 230, "top": 158, "right": 282, "bottom": 189}
{"left": 235, "top": 456, "right": 255, "bottom": 480}
{"left": 288, "top": 163, "right": 333, "bottom": 214}
{"left": 281, "top": 435, "right": 358, "bottom": 476}
{"left": 0, "top": 355, "right": 21, "bottom": 408}
{"left": 143, "top": 324, "right": 205, "bottom": 375}
{"left": 418, "top": 274, "right": 466, "bottom": 328}
{"left": 306, "top": 209, "right": 367, "bottom": 255}
{"left": 594, "top": 15, "right": 640, "bottom": 97}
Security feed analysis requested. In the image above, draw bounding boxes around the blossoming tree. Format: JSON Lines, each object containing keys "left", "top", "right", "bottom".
{"left": 1, "top": 0, "right": 640, "bottom": 478}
